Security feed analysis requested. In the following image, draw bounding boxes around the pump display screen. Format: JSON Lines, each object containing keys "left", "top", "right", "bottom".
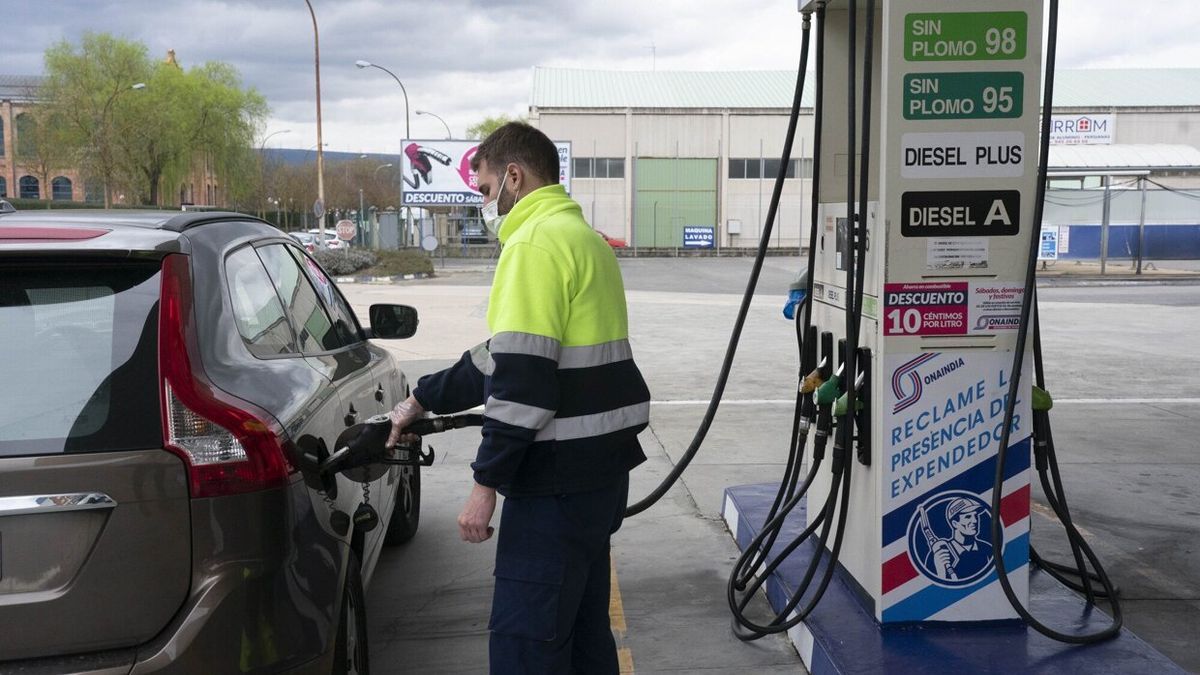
{"left": 835, "top": 217, "right": 850, "bottom": 271}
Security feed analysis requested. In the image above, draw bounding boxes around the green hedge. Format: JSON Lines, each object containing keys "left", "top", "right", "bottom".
{"left": 362, "top": 250, "right": 434, "bottom": 277}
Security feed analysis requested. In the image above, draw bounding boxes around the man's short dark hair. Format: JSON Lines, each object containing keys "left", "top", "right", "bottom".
{"left": 471, "top": 122, "right": 560, "bottom": 185}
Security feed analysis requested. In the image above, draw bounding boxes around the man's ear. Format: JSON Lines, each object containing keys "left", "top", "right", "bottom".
{"left": 505, "top": 163, "right": 523, "bottom": 194}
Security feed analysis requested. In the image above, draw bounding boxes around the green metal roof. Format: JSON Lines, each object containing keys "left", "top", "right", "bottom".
{"left": 1051, "top": 69, "right": 1200, "bottom": 108}
{"left": 531, "top": 67, "right": 1200, "bottom": 111}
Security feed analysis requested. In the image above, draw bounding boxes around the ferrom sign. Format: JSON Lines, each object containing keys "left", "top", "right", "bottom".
{"left": 1048, "top": 114, "right": 1114, "bottom": 145}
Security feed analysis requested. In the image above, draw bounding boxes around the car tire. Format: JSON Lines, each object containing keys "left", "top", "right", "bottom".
{"left": 333, "top": 549, "right": 369, "bottom": 675}
{"left": 383, "top": 465, "right": 421, "bottom": 545}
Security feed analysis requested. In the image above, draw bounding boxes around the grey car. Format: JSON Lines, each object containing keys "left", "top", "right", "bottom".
{"left": 0, "top": 210, "right": 422, "bottom": 674}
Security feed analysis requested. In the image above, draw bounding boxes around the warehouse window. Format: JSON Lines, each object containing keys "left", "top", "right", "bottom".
{"left": 729, "top": 158, "right": 808, "bottom": 180}
{"left": 573, "top": 158, "right": 625, "bottom": 179}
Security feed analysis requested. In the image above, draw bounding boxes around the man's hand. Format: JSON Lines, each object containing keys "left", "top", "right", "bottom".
{"left": 933, "top": 542, "right": 953, "bottom": 578}
{"left": 386, "top": 395, "right": 425, "bottom": 448}
{"left": 458, "top": 482, "right": 497, "bottom": 543}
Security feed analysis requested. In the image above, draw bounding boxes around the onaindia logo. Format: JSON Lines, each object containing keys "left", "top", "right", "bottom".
{"left": 892, "top": 352, "right": 967, "bottom": 414}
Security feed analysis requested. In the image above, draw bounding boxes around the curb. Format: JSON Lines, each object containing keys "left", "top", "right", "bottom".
{"left": 334, "top": 272, "right": 436, "bottom": 284}
{"left": 1036, "top": 275, "right": 1200, "bottom": 287}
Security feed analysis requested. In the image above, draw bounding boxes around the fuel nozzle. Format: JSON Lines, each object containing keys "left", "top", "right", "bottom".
{"left": 1031, "top": 385, "right": 1054, "bottom": 471}
{"left": 810, "top": 362, "right": 843, "bottom": 463}
{"left": 815, "top": 367, "right": 843, "bottom": 407}
{"left": 782, "top": 269, "right": 810, "bottom": 321}
{"left": 833, "top": 369, "right": 867, "bottom": 417}
{"left": 800, "top": 363, "right": 826, "bottom": 395}
{"left": 797, "top": 360, "right": 825, "bottom": 434}
{"left": 320, "top": 413, "right": 484, "bottom": 475}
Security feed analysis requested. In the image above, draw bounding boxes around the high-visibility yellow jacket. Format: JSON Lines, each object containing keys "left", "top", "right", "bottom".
{"left": 414, "top": 183, "right": 650, "bottom": 495}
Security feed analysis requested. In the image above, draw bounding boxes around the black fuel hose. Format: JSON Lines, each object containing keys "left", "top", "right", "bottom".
{"left": 403, "top": 414, "right": 485, "bottom": 436}
{"left": 732, "top": 1, "right": 831, "bottom": 589}
{"left": 729, "top": 0, "right": 876, "bottom": 639}
{"left": 989, "top": 0, "right": 1122, "bottom": 643}
{"left": 625, "top": 10, "right": 813, "bottom": 517}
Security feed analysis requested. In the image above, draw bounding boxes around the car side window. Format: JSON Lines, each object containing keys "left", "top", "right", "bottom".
{"left": 225, "top": 246, "right": 296, "bottom": 357}
{"left": 256, "top": 244, "right": 344, "bottom": 354}
{"left": 288, "top": 247, "right": 363, "bottom": 346}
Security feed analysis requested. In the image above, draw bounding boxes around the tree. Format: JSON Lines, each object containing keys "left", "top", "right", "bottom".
{"left": 42, "top": 33, "right": 151, "bottom": 208}
{"left": 41, "top": 33, "right": 267, "bottom": 208}
{"left": 115, "top": 60, "right": 266, "bottom": 206}
{"left": 465, "top": 114, "right": 527, "bottom": 140}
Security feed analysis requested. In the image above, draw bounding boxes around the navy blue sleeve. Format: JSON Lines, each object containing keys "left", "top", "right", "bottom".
{"left": 411, "top": 343, "right": 488, "bottom": 414}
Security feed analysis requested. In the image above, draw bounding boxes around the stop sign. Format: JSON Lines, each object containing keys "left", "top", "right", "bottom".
{"left": 335, "top": 219, "right": 356, "bottom": 241}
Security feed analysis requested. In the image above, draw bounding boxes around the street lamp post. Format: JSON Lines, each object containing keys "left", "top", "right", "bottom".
{"left": 257, "top": 129, "right": 291, "bottom": 219}
{"left": 356, "top": 59, "right": 411, "bottom": 246}
{"left": 354, "top": 61, "right": 410, "bottom": 140}
{"left": 304, "top": 0, "right": 327, "bottom": 242}
{"left": 416, "top": 110, "right": 452, "bottom": 139}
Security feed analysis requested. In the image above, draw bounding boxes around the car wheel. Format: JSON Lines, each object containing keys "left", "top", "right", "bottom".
{"left": 333, "top": 550, "right": 369, "bottom": 675}
{"left": 383, "top": 465, "right": 421, "bottom": 545}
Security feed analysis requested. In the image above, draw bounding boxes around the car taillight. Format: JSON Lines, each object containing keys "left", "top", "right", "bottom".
{"left": 158, "top": 254, "right": 295, "bottom": 498}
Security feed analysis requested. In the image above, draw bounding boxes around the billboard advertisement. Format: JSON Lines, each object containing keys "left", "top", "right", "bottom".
{"left": 400, "top": 139, "right": 572, "bottom": 207}
{"left": 1048, "top": 114, "right": 1114, "bottom": 145}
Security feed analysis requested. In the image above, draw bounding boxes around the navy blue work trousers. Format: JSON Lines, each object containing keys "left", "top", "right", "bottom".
{"left": 488, "top": 475, "right": 629, "bottom": 674}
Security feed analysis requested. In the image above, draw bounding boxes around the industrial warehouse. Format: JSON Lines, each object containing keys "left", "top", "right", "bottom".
{"left": 528, "top": 67, "right": 1200, "bottom": 258}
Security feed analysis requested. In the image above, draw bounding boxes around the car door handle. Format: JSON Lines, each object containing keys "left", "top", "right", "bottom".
{"left": 345, "top": 403, "right": 358, "bottom": 427}
{"left": 375, "top": 384, "right": 385, "bottom": 403}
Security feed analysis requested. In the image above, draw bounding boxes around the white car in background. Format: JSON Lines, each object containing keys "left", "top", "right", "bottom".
{"left": 308, "top": 228, "right": 349, "bottom": 250}
{"left": 289, "top": 232, "right": 318, "bottom": 252}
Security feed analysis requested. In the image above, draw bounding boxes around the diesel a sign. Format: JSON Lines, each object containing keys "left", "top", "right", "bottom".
{"left": 901, "top": 190, "right": 1019, "bottom": 237}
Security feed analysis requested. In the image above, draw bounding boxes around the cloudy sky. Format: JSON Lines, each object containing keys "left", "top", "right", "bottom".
{"left": 7, "top": 1, "right": 1198, "bottom": 154}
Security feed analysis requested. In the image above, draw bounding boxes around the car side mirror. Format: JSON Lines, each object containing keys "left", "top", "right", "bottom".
{"left": 368, "top": 304, "right": 418, "bottom": 339}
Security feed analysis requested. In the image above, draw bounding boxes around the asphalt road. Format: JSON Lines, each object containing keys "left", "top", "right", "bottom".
{"left": 351, "top": 257, "right": 1200, "bottom": 674}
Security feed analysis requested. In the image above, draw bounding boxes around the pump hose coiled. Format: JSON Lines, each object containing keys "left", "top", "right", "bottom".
{"left": 989, "top": 0, "right": 1122, "bottom": 644}
{"left": 728, "top": 0, "right": 878, "bottom": 639}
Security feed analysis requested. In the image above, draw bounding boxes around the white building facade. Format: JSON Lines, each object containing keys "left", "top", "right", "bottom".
{"left": 529, "top": 67, "right": 1200, "bottom": 250}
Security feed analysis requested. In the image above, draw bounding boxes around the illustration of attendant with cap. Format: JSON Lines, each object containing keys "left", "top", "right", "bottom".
{"left": 925, "top": 497, "right": 993, "bottom": 581}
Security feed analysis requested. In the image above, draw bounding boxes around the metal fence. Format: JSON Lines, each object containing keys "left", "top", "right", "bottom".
{"left": 1041, "top": 183, "right": 1200, "bottom": 274}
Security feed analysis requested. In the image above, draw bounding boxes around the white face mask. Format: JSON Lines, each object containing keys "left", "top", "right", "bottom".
{"left": 481, "top": 173, "right": 510, "bottom": 234}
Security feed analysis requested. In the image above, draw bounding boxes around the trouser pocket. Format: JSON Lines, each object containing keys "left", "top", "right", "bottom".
{"left": 489, "top": 553, "right": 566, "bottom": 642}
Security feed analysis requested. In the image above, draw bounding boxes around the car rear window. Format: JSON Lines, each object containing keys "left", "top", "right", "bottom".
{"left": 0, "top": 262, "right": 163, "bottom": 457}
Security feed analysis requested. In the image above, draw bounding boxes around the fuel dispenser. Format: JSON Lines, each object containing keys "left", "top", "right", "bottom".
{"left": 799, "top": 0, "right": 1045, "bottom": 624}
{"left": 625, "top": 0, "right": 1162, "bottom": 667}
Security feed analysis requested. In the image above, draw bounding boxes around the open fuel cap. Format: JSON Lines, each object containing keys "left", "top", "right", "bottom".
{"left": 330, "top": 414, "right": 394, "bottom": 483}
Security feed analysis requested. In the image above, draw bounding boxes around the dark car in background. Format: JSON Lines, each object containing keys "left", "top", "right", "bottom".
{"left": 0, "top": 210, "right": 422, "bottom": 674}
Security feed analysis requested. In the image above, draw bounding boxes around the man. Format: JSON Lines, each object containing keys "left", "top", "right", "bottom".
{"left": 928, "top": 498, "right": 993, "bottom": 580}
{"left": 387, "top": 122, "right": 650, "bottom": 674}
